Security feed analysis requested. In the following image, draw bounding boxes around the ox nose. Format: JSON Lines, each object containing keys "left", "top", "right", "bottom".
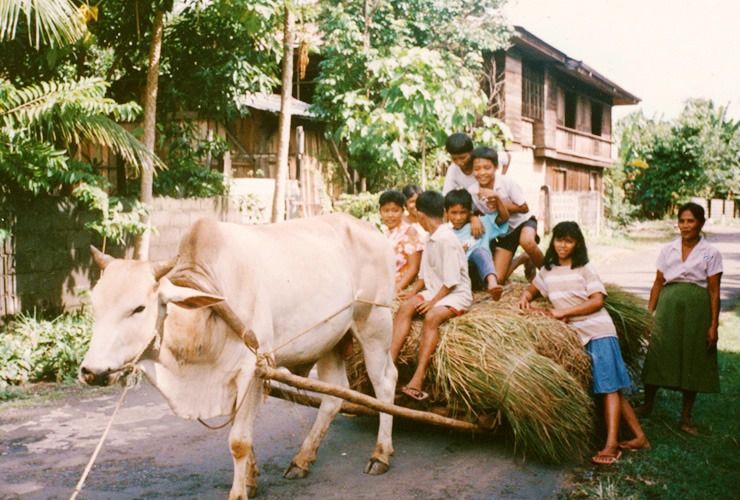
{"left": 79, "top": 366, "right": 110, "bottom": 386}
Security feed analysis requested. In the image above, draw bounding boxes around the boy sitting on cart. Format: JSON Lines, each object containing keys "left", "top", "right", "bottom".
{"left": 390, "top": 191, "right": 473, "bottom": 401}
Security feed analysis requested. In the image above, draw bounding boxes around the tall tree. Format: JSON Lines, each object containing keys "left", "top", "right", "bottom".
{"left": 272, "top": 5, "right": 295, "bottom": 222}
{"left": 614, "top": 99, "right": 740, "bottom": 218}
{"left": 133, "top": 6, "right": 166, "bottom": 260}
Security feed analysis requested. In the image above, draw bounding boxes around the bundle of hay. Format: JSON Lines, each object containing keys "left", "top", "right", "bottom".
{"left": 346, "top": 282, "right": 651, "bottom": 464}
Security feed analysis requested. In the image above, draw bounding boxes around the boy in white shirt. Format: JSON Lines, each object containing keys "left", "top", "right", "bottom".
{"left": 468, "top": 146, "right": 543, "bottom": 283}
{"left": 390, "top": 191, "right": 472, "bottom": 401}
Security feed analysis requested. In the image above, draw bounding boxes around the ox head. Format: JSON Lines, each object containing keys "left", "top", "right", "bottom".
{"left": 80, "top": 246, "right": 224, "bottom": 386}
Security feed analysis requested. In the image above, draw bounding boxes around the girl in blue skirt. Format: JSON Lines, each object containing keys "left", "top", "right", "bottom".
{"left": 518, "top": 221, "right": 649, "bottom": 464}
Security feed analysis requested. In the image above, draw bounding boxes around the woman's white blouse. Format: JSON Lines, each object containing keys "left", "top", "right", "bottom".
{"left": 657, "top": 237, "right": 723, "bottom": 288}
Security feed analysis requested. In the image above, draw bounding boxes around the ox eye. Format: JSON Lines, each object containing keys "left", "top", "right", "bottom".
{"left": 132, "top": 305, "right": 146, "bottom": 315}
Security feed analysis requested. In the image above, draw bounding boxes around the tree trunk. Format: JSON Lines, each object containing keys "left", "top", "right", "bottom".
{"left": 271, "top": 5, "right": 295, "bottom": 223}
{"left": 133, "top": 8, "right": 165, "bottom": 260}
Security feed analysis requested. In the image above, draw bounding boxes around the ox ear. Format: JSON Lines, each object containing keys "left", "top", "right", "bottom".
{"left": 158, "top": 277, "right": 225, "bottom": 310}
{"left": 90, "top": 246, "right": 115, "bottom": 270}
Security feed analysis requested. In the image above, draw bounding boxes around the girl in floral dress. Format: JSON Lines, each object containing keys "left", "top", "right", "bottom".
{"left": 380, "top": 190, "right": 424, "bottom": 295}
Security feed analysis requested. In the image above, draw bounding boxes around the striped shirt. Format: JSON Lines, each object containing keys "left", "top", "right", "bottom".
{"left": 533, "top": 263, "right": 617, "bottom": 345}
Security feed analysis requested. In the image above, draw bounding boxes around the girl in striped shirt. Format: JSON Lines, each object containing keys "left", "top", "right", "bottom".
{"left": 517, "top": 221, "right": 649, "bottom": 465}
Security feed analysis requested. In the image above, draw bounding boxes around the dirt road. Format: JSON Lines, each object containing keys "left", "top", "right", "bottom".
{"left": 1, "top": 384, "right": 564, "bottom": 499}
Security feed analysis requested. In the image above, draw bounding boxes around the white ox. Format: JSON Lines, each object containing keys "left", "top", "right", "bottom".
{"left": 79, "top": 213, "right": 398, "bottom": 499}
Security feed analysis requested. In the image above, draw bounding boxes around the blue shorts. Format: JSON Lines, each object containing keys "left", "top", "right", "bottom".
{"left": 586, "top": 336, "right": 631, "bottom": 394}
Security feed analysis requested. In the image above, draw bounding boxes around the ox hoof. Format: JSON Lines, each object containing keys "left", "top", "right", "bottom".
{"left": 364, "top": 458, "right": 389, "bottom": 475}
{"left": 283, "top": 463, "right": 309, "bottom": 480}
{"left": 246, "top": 485, "right": 258, "bottom": 498}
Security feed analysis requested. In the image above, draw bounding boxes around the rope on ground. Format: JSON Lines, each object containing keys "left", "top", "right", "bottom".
{"left": 69, "top": 385, "right": 130, "bottom": 500}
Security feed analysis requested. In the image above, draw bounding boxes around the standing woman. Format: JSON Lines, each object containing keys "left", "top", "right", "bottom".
{"left": 638, "top": 202, "right": 723, "bottom": 434}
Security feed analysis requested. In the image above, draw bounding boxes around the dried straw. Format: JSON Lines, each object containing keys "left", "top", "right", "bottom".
{"left": 345, "top": 282, "right": 651, "bottom": 463}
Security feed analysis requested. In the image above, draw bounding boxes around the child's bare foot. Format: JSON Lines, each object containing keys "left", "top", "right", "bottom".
{"left": 618, "top": 437, "right": 651, "bottom": 450}
{"left": 488, "top": 284, "right": 503, "bottom": 301}
{"left": 486, "top": 275, "right": 503, "bottom": 301}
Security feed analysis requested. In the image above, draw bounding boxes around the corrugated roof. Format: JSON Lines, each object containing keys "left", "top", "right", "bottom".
{"left": 237, "top": 92, "right": 316, "bottom": 118}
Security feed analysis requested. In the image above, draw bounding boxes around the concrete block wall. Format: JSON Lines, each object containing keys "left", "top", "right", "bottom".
{"left": 1, "top": 195, "right": 260, "bottom": 318}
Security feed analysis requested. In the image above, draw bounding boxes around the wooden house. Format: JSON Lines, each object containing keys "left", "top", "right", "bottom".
{"left": 493, "top": 27, "right": 640, "bottom": 232}
{"left": 79, "top": 93, "right": 339, "bottom": 220}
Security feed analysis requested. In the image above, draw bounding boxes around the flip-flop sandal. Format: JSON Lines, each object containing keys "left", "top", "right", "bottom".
{"left": 401, "top": 386, "right": 429, "bottom": 401}
{"left": 591, "top": 450, "right": 622, "bottom": 465}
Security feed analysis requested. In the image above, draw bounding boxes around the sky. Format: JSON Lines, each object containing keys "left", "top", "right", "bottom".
{"left": 503, "top": 0, "right": 740, "bottom": 122}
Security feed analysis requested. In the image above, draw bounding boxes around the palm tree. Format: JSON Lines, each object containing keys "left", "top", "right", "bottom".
{"left": 1, "top": 0, "right": 162, "bottom": 197}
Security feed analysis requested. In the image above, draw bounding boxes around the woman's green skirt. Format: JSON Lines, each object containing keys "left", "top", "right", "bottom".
{"left": 642, "top": 282, "right": 720, "bottom": 393}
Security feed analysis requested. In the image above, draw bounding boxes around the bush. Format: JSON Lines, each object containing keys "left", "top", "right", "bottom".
{"left": 0, "top": 311, "right": 92, "bottom": 388}
{"left": 333, "top": 192, "right": 383, "bottom": 229}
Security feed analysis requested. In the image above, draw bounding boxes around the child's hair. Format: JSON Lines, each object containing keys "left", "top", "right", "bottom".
{"left": 678, "top": 201, "right": 706, "bottom": 225}
{"left": 402, "top": 184, "right": 423, "bottom": 199}
{"left": 543, "top": 221, "right": 589, "bottom": 270}
{"left": 470, "top": 146, "right": 498, "bottom": 167}
{"left": 445, "top": 133, "right": 474, "bottom": 154}
{"left": 379, "top": 190, "right": 406, "bottom": 209}
{"left": 416, "top": 191, "right": 445, "bottom": 218}
{"left": 444, "top": 189, "right": 473, "bottom": 212}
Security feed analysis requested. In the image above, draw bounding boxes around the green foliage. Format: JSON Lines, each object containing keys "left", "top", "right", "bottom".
{"left": 0, "top": 0, "right": 84, "bottom": 49}
{"left": 88, "top": 0, "right": 283, "bottom": 121}
{"left": 614, "top": 100, "right": 740, "bottom": 218}
{"left": 333, "top": 191, "right": 382, "bottom": 229}
{"left": 0, "top": 311, "right": 92, "bottom": 388}
{"left": 124, "top": 121, "right": 229, "bottom": 198}
{"left": 73, "top": 183, "right": 151, "bottom": 245}
{"left": 162, "top": 0, "right": 281, "bottom": 121}
{"left": 314, "top": 0, "right": 511, "bottom": 189}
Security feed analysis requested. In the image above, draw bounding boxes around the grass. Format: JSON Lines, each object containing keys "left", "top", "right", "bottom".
{"left": 564, "top": 306, "right": 740, "bottom": 500}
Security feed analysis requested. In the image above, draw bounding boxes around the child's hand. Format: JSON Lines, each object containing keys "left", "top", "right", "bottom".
{"left": 398, "top": 290, "right": 415, "bottom": 301}
{"left": 517, "top": 296, "right": 530, "bottom": 310}
{"left": 469, "top": 215, "right": 484, "bottom": 238}
{"left": 478, "top": 187, "right": 496, "bottom": 199}
{"left": 551, "top": 308, "right": 569, "bottom": 322}
{"left": 415, "top": 299, "right": 435, "bottom": 315}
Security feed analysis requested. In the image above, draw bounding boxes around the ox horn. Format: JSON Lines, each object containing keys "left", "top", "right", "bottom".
{"left": 152, "top": 257, "right": 177, "bottom": 280}
{"left": 90, "top": 245, "right": 115, "bottom": 270}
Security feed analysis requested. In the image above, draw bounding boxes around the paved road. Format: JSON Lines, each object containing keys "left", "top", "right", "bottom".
{"left": 597, "top": 223, "right": 740, "bottom": 309}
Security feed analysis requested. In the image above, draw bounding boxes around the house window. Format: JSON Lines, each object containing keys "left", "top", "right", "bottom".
{"left": 522, "top": 62, "right": 544, "bottom": 120}
{"left": 591, "top": 101, "right": 603, "bottom": 136}
{"left": 564, "top": 91, "right": 577, "bottom": 129}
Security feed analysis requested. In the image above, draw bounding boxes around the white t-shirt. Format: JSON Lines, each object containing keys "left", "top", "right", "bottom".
{"left": 442, "top": 162, "right": 477, "bottom": 195}
{"left": 657, "top": 237, "right": 723, "bottom": 288}
{"left": 441, "top": 152, "right": 510, "bottom": 196}
{"left": 468, "top": 174, "right": 532, "bottom": 231}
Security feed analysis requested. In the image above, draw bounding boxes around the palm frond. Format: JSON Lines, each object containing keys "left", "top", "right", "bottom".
{"left": 0, "top": 0, "right": 84, "bottom": 48}
{"left": 1, "top": 78, "right": 164, "bottom": 173}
